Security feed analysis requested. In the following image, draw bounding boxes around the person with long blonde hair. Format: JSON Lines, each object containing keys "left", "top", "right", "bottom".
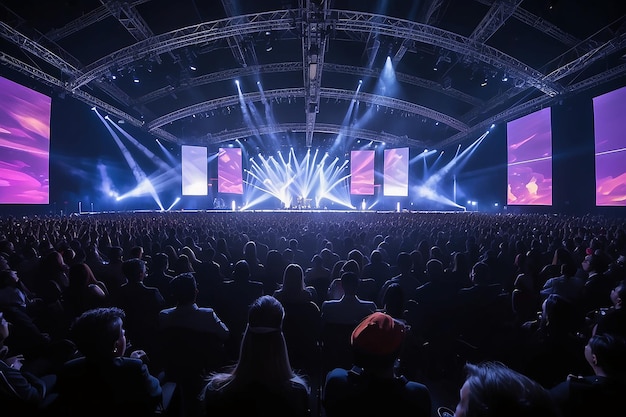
{"left": 201, "top": 295, "right": 310, "bottom": 417}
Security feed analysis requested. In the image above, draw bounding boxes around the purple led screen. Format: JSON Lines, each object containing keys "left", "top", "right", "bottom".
{"left": 0, "top": 76, "right": 51, "bottom": 204}
{"left": 594, "top": 86, "right": 626, "bottom": 206}
{"left": 507, "top": 107, "right": 552, "bottom": 206}
{"left": 350, "top": 150, "right": 375, "bottom": 195}
{"left": 218, "top": 147, "right": 243, "bottom": 194}
{"left": 181, "top": 145, "right": 208, "bottom": 195}
{"left": 383, "top": 148, "right": 409, "bottom": 196}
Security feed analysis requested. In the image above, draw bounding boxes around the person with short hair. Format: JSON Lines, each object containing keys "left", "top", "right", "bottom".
{"left": 550, "top": 333, "right": 626, "bottom": 417}
{"left": 323, "top": 312, "right": 431, "bottom": 417}
{"left": 56, "top": 307, "right": 162, "bottom": 417}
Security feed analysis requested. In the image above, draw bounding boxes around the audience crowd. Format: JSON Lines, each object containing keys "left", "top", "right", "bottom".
{"left": 1, "top": 210, "right": 625, "bottom": 417}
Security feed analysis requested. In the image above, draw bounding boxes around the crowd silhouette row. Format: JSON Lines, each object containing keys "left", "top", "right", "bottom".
{"left": 0, "top": 211, "right": 625, "bottom": 417}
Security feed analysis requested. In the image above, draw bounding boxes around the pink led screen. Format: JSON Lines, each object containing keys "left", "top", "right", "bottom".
{"left": 218, "top": 147, "right": 243, "bottom": 194}
{"left": 507, "top": 107, "right": 552, "bottom": 205}
{"left": 383, "top": 147, "right": 409, "bottom": 196}
{"left": 0, "top": 76, "right": 51, "bottom": 204}
{"left": 593, "top": 86, "right": 626, "bottom": 206}
{"left": 350, "top": 150, "right": 375, "bottom": 195}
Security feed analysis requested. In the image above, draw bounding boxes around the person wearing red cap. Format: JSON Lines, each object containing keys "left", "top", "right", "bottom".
{"left": 322, "top": 312, "right": 431, "bottom": 417}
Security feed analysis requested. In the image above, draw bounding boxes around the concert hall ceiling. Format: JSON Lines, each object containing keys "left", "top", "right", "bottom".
{"left": 1, "top": 0, "right": 625, "bottom": 149}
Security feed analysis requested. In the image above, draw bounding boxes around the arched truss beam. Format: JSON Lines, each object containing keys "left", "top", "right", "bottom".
{"left": 440, "top": 63, "right": 626, "bottom": 149}
{"left": 134, "top": 62, "right": 483, "bottom": 107}
{"left": 146, "top": 87, "right": 469, "bottom": 133}
{"left": 197, "top": 123, "right": 425, "bottom": 148}
{"left": 0, "top": 51, "right": 177, "bottom": 143}
{"left": 69, "top": 9, "right": 562, "bottom": 96}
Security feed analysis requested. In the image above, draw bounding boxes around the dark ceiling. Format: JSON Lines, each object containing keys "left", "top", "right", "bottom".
{"left": 1, "top": 0, "right": 625, "bottom": 150}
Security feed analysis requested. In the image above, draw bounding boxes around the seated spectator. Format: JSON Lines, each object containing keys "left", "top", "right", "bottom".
{"left": 592, "top": 280, "right": 626, "bottom": 338}
{"left": 323, "top": 312, "right": 431, "bottom": 417}
{"left": 217, "top": 260, "right": 264, "bottom": 359}
{"left": 56, "top": 307, "right": 162, "bottom": 417}
{"left": 304, "top": 254, "right": 331, "bottom": 306}
{"left": 201, "top": 295, "right": 310, "bottom": 417}
{"left": 379, "top": 252, "right": 421, "bottom": 308}
{"left": 550, "top": 333, "right": 626, "bottom": 417}
{"left": 321, "top": 272, "right": 377, "bottom": 325}
{"left": 99, "top": 246, "right": 126, "bottom": 294}
{"left": 144, "top": 252, "right": 175, "bottom": 306}
{"left": 362, "top": 249, "right": 391, "bottom": 293}
{"left": 0, "top": 310, "right": 57, "bottom": 417}
{"left": 159, "top": 273, "right": 229, "bottom": 339}
{"left": 63, "top": 263, "right": 108, "bottom": 320}
{"left": 158, "top": 273, "right": 229, "bottom": 417}
{"left": 273, "top": 263, "right": 317, "bottom": 305}
{"left": 452, "top": 361, "right": 560, "bottom": 417}
{"left": 540, "top": 263, "right": 584, "bottom": 304}
{"left": 112, "top": 258, "right": 165, "bottom": 355}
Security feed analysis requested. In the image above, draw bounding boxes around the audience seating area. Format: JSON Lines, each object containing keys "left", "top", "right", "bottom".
{"left": 1, "top": 211, "right": 625, "bottom": 417}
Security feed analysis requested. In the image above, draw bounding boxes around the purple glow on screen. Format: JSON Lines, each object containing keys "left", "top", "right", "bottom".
{"left": 181, "top": 145, "right": 208, "bottom": 195}
{"left": 0, "top": 76, "right": 51, "bottom": 204}
{"left": 594, "top": 86, "right": 626, "bottom": 206}
{"left": 350, "top": 150, "right": 375, "bottom": 195}
{"left": 507, "top": 107, "right": 552, "bottom": 206}
{"left": 383, "top": 148, "right": 409, "bottom": 196}
{"left": 218, "top": 147, "right": 243, "bottom": 194}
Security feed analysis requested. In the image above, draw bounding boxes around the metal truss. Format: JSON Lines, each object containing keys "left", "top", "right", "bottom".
{"left": 133, "top": 61, "right": 482, "bottom": 107}
{"left": 45, "top": 0, "right": 153, "bottom": 41}
{"left": 221, "top": 0, "right": 259, "bottom": 67}
{"left": 68, "top": 8, "right": 564, "bottom": 97}
{"left": 331, "top": 10, "right": 561, "bottom": 96}
{"left": 195, "top": 123, "right": 425, "bottom": 147}
{"left": 470, "top": 0, "right": 523, "bottom": 44}
{"left": 326, "top": 63, "right": 484, "bottom": 106}
{"left": 103, "top": 0, "right": 154, "bottom": 41}
{"left": 473, "top": 0, "right": 580, "bottom": 47}
{"left": 302, "top": 0, "right": 330, "bottom": 147}
{"left": 0, "top": 51, "right": 177, "bottom": 142}
{"left": 70, "top": 10, "right": 298, "bottom": 89}
{"left": 146, "top": 86, "right": 468, "bottom": 132}
{"left": 441, "top": 63, "right": 626, "bottom": 148}
{"left": 0, "top": 21, "right": 79, "bottom": 75}
{"left": 544, "top": 32, "right": 626, "bottom": 82}
{"left": 324, "top": 88, "right": 469, "bottom": 131}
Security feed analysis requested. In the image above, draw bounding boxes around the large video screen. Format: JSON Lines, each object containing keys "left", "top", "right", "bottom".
{"left": 181, "top": 145, "right": 207, "bottom": 195}
{"left": 0, "top": 76, "right": 51, "bottom": 204}
{"left": 594, "top": 85, "right": 626, "bottom": 206}
{"left": 383, "top": 147, "right": 409, "bottom": 196}
{"left": 218, "top": 147, "right": 243, "bottom": 194}
{"left": 507, "top": 107, "right": 552, "bottom": 205}
{"left": 350, "top": 150, "right": 375, "bottom": 195}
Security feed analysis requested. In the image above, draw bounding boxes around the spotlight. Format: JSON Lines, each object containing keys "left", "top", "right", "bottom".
{"left": 480, "top": 78, "right": 487, "bottom": 87}
{"left": 358, "top": 79, "right": 362, "bottom": 85}
{"left": 502, "top": 74, "right": 508, "bottom": 82}
{"left": 132, "top": 70, "right": 139, "bottom": 83}
{"left": 491, "top": 124, "right": 496, "bottom": 129}
{"left": 235, "top": 79, "right": 240, "bottom": 86}
{"left": 91, "top": 107, "right": 96, "bottom": 111}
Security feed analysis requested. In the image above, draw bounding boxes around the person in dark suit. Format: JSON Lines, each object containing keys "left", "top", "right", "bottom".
{"left": 111, "top": 258, "right": 165, "bottom": 356}
{"left": 217, "top": 260, "right": 263, "bottom": 359}
{"left": 56, "top": 307, "right": 162, "bottom": 417}
{"left": 550, "top": 333, "right": 626, "bottom": 417}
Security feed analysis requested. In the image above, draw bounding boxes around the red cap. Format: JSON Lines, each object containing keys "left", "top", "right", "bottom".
{"left": 351, "top": 312, "right": 406, "bottom": 356}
